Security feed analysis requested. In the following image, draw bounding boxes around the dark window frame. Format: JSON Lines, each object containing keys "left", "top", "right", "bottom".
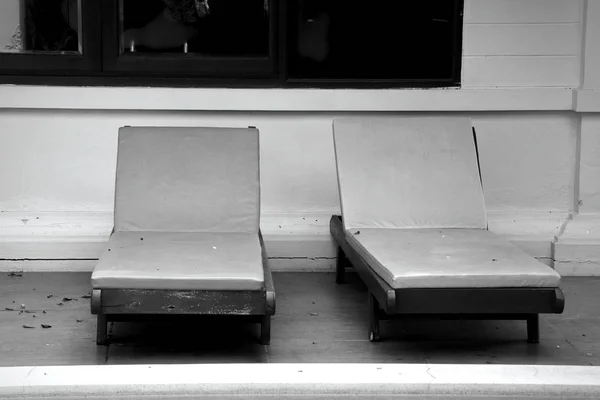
{"left": 0, "top": 0, "right": 464, "bottom": 89}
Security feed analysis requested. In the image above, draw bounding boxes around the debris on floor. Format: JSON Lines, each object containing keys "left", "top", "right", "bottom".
{"left": 81, "top": 294, "right": 91, "bottom": 299}
{"left": 62, "top": 297, "right": 77, "bottom": 302}
{"left": 7, "top": 271, "right": 23, "bottom": 277}
{"left": 41, "top": 324, "right": 52, "bottom": 329}
{"left": 22, "top": 325, "right": 35, "bottom": 329}
{"left": 47, "top": 295, "right": 54, "bottom": 298}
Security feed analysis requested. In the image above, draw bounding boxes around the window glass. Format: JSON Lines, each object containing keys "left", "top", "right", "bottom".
{"left": 288, "top": 0, "right": 459, "bottom": 80}
{"left": 1, "top": 0, "right": 81, "bottom": 54}
{"left": 120, "top": 0, "right": 270, "bottom": 57}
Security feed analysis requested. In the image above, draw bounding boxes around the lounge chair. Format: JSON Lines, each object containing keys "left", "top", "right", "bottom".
{"left": 330, "top": 117, "right": 564, "bottom": 343}
{"left": 90, "top": 126, "right": 275, "bottom": 345}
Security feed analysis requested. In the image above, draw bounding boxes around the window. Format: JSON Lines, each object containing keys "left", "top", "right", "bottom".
{"left": 0, "top": 0, "right": 463, "bottom": 87}
{"left": 0, "top": 0, "right": 101, "bottom": 73}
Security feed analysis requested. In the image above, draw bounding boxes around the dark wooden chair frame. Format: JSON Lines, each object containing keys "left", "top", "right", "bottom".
{"left": 91, "top": 231, "right": 276, "bottom": 346}
{"left": 330, "top": 215, "right": 565, "bottom": 343}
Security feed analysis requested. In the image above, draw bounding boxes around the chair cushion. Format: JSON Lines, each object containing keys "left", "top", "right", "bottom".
{"left": 91, "top": 232, "right": 265, "bottom": 291}
{"left": 114, "top": 126, "right": 260, "bottom": 233}
{"left": 345, "top": 228, "right": 561, "bottom": 289}
{"left": 333, "top": 117, "right": 487, "bottom": 230}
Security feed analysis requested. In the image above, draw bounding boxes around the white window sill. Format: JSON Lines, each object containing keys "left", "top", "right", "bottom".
{"left": 0, "top": 85, "right": 579, "bottom": 112}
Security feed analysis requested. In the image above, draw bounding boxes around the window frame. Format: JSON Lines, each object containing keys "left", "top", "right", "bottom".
{"left": 0, "top": 0, "right": 464, "bottom": 88}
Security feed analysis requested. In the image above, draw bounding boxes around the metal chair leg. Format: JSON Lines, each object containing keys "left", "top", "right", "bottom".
{"left": 96, "top": 314, "right": 108, "bottom": 346}
{"left": 527, "top": 314, "right": 540, "bottom": 343}
{"left": 260, "top": 315, "right": 271, "bottom": 345}
{"left": 369, "top": 293, "right": 381, "bottom": 342}
{"left": 336, "top": 247, "right": 347, "bottom": 284}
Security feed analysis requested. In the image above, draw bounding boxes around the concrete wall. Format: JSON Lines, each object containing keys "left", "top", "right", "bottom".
{"left": 0, "top": 0, "right": 599, "bottom": 274}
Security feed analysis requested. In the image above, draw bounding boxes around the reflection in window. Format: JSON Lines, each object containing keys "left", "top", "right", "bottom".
{"left": 1, "top": 0, "right": 80, "bottom": 54}
{"left": 289, "top": 0, "right": 459, "bottom": 81}
{"left": 121, "top": 0, "right": 270, "bottom": 57}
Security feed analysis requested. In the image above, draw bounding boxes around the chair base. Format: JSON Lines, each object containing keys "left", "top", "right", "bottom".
{"left": 366, "top": 292, "right": 541, "bottom": 343}
{"left": 92, "top": 231, "right": 276, "bottom": 347}
{"left": 95, "top": 313, "right": 273, "bottom": 346}
{"left": 331, "top": 215, "right": 563, "bottom": 343}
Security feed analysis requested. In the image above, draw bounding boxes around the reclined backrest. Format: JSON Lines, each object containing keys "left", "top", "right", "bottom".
{"left": 114, "top": 126, "right": 260, "bottom": 233}
{"left": 333, "top": 117, "right": 487, "bottom": 231}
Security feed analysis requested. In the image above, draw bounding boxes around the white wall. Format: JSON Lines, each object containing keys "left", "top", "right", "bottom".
{"left": 0, "top": 110, "right": 578, "bottom": 215}
{"left": 462, "top": 0, "right": 583, "bottom": 87}
{"left": 0, "top": 109, "right": 578, "bottom": 270}
{"left": 1, "top": 0, "right": 598, "bottom": 273}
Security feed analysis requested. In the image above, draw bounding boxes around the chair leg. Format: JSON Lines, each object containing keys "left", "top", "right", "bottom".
{"left": 369, "top": 293, "right": 381, "bottom": 342}
{"left": 96, "top": 314, "right": 108, "bottom": 346}
{"left": 527, "top": 314, "right": 540, "bottom": 344}
{"left": 260, "top": 315, "right": 271, "bottom": 345}
{"left": 335, "top": 246, "right": 347, "bottom": 284}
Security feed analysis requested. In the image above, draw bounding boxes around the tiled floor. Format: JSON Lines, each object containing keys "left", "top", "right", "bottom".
{"left": 0, "top": 271, "right": 599, "bottom": 366}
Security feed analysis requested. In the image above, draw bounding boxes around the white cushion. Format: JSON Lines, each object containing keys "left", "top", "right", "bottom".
{"left": 91, "top": 232, "right": 264, "bottom": 291}
{"left": 114, "top": 126, "right": 260, "bottom": 233}
{"left": 345, "top": 228, "right": 561, "bottom": 289}
{"left": 333, "top": 117, "right": 487, "bottom": 230}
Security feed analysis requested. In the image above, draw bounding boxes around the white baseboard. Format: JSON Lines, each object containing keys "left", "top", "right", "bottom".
{"left": 0, "top": 211, "right": 339, "bottom": 272}
{"left": 486, "top": 211, "right": 569, "bottom": 267}
{"left": 0, "top": 210, "right": 586, "bottom": 274}
{"left": 554, "top": 213, "right": 600, "bottom": 276}
{"left": 0, "top": 260, "right": 98, "bottom": 272}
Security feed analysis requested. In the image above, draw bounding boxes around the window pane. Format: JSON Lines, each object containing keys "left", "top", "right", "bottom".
{"left": 1, "top": 0, "right": 81, "bottom": 54}
{"left": 288, "top": 0, "right": 459, "bottom": 81}
{"left": 120, "top": 0, "right": 270, "bottom": 57}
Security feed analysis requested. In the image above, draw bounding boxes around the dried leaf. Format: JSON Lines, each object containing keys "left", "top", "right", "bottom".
{"left": 47, "top": 295, "right": 54, "bottom": 298}
{"left": 42, "top": 310, "right": 47, "bottom": 314}
{"left": 309, "top": 313, "right": 319, "bottom": 316}
{"left": 25, "top": 310, "right": 36, "bottom": 314}
{"left": 62, "top": 297, "right": 76, "bottom": 302}
{"left": 23, "top": 325, "right": 35, "bottom": 329}
{"left": 81, "top": 294, "right": 91, "bottom": 299}
{"left": 5, "top": 308, "right": 15, "bottom": 311}
{"left": 57, "top": 303, "right": 64, "bottom": 306}
{"left": 76, "top": 319, "right": 84, "bottom": 323}
{"left": 41, "top": 324, "right": 52, "bottom": 329}
{"left": 8, "top": 271, "right": 23, "bottom": 277}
